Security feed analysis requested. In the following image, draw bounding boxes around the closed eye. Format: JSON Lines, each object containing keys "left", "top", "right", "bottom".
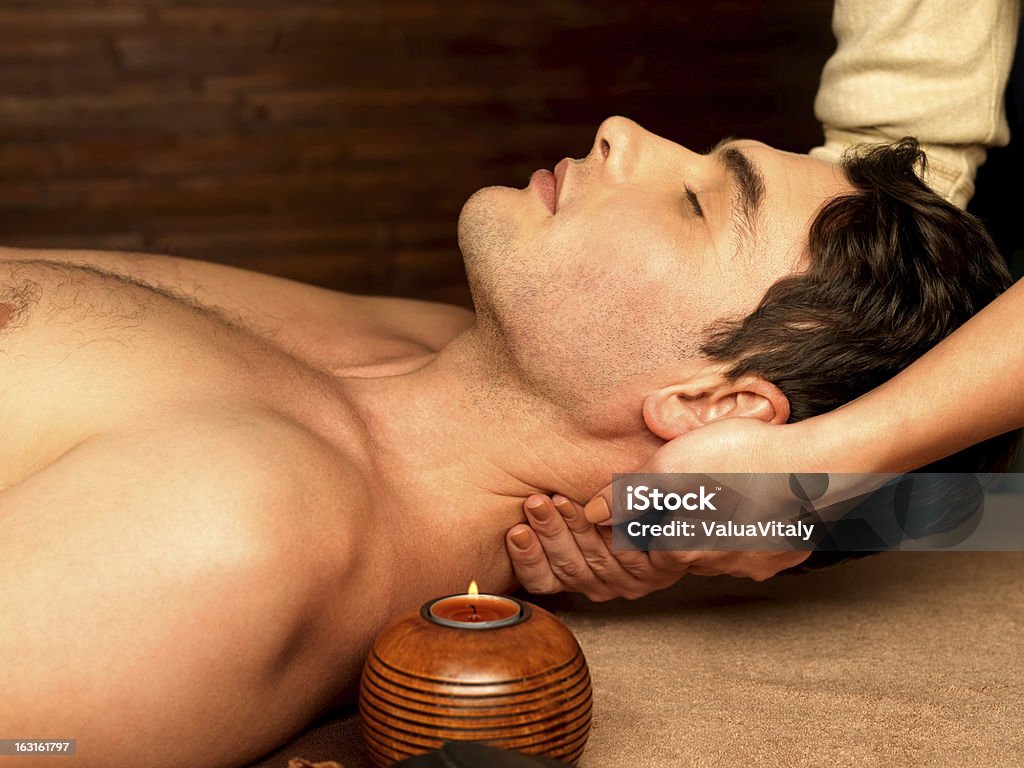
{"left": 685, "top": 186, "right": 704, "bottom": 218}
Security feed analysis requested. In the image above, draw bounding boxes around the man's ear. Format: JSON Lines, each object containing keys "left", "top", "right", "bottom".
{"left": 642, "top": 375, "right": 790, "bottom": 440}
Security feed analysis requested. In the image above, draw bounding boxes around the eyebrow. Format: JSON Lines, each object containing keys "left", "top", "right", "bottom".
{"left": 706, "top": 136, "right": 766, "bottom": 253}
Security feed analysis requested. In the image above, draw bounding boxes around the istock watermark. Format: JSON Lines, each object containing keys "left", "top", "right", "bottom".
{"left": 625, "top": 484, "right": 718, "bottom": 512}
{"left": 610, "top": 472, "right": 1024, "bottom": 552}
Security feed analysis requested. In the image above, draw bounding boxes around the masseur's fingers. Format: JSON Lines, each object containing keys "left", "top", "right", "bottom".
{"left": 511, "top": 495, "right": 684, "bottom": 601}
{"left": 520, "top": 495, "right": 620, "bottom": 601}
{"left": 507, "top": 496, "right": 608, "bottom": 598}
{"left": 550, "top": 496, "right": 677, "bottom": 588}
{"left": 506, "top": 524, "right": 564, "bottom": 596}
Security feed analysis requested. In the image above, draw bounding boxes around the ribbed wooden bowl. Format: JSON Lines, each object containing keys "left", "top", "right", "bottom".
{"left": 359, "top": 598, "right": 592, "bottom": 767}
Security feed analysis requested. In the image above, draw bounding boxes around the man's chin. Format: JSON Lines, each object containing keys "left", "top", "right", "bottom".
{"left": 456, "top": 185, "right": 521, "bottom": 265}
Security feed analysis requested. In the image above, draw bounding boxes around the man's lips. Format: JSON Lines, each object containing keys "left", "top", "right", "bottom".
{"left": 530, "top": 169, "right": 556, "bottom": 214}
{"left": 530, "top": 158, "right": 569, "bottom": 215}
{"left": 553, "top": 158, "right": 569, "bottom": 207}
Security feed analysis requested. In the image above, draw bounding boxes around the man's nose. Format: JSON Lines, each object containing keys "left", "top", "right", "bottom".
{"left": 592, "top": 116, "right": 647, "bottom": 182}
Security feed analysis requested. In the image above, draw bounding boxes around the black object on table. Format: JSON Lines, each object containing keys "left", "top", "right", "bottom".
{"left": 391, "top": 742, "right": 573, "bottom": 768}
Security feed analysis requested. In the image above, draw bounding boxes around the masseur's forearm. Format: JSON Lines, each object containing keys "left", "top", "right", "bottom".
{"left": 811, "top": 0, "right": 1019, "bottom": 208}
{"left": 811, "top": 278, "right": 1024, "bottom": 472}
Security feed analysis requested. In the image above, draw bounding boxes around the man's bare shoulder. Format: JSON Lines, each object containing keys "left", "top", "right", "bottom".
{"left": 0, "top": 409, "right": 371, "bottom": 767}
{"left": 1, "top": 407, "right": 367, "bottom": 558}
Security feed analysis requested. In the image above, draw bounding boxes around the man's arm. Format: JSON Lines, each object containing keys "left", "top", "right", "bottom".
{"left": 811, "top": 0, "right": 1020, "bottom": 208}
{"left": 0, "top": 413, "right": 361, "bottom": 768}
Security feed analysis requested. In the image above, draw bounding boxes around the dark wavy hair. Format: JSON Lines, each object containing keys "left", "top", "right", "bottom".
{"left": 698, "top": 138, "right": 1020, "bottom": 569}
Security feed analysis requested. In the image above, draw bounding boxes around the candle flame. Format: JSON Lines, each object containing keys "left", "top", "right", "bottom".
{"left": 467, "top": 580, "right": 479, "bottom": 596}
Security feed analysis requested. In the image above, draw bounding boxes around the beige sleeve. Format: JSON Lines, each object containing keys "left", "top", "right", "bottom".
{"left": 810, "top": 0, "right": 1020, "bottom": 208}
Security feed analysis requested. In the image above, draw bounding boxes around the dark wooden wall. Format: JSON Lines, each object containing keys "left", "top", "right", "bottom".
{"left": 0, "top": 1, "right": 839, "bottom": 306}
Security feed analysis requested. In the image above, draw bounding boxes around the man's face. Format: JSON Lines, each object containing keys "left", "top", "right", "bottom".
{"left": 458, "top": 116, "right": 852, "bottom": 417}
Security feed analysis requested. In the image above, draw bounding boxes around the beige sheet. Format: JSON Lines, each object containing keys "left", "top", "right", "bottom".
{"left": 251, "top": 552, "right": 1024, "bottom": 767}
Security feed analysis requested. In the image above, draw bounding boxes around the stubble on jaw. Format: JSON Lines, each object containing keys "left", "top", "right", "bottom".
{"left": 455, "top": 184, "right": 703, "bottom": 426}
{"left": 457, "top": 188, "right": 513, "bottom": 326}
{"left": 456, "top": 190, "right": 585, "bottom": 425}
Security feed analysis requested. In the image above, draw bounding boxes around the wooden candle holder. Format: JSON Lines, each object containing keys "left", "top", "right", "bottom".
{"left": 359, "top": 596, "right": 592, "bottom": 767}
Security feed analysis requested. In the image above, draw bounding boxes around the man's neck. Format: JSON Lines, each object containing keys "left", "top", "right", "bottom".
{"left": 340, "top": 327, "right": 658, "bottom": 520}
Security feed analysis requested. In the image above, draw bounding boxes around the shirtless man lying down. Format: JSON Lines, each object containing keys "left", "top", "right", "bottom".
{"left": 0, "top": 117, "right": 1014, "bottom": 768}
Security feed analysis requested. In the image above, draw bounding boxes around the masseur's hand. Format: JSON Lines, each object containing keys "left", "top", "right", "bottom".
{"left": 506, "top": 490, "right": 808, "bottom": 600}
{"left": 616, "top": 419, "right": 838, "bottom": 580}
{"left": 578, "top": 417, "right": 893, "bottom": 581}
{"left": 507, "top": 420, "right": 827, "bottom": 599}
{"left": 506, "top": 494, "right": 684, "bottom": 601}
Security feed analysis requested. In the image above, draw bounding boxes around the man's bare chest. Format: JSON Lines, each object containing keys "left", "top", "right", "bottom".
{"left": 0, "top": 246, "right": 474, "bottom": 370}
{"left": 0, "top": 259, "right": 361, "bottom": 489}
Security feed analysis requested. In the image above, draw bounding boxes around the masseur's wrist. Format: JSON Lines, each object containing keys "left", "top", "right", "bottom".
{"left": 795, "top": 402, "right": 897, "bottom": 474}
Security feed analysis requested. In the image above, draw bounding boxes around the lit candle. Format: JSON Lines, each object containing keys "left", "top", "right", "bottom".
{"left": 362, "top": 581, "right": 592, "bottom": 767}
{"left": 425, "top": 580, "right": 526, "bottom": 629}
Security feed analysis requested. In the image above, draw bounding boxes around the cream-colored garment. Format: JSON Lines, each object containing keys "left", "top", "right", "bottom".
{"left": 810, "top": 0, "right": 1020, "bottom": 208}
